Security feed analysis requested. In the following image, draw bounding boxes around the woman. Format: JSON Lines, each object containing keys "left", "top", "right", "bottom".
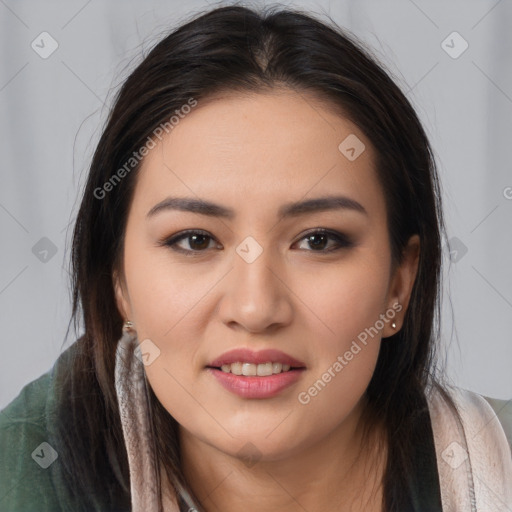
{"left": 1, "top": 4, "right": 511, "bottom": 512}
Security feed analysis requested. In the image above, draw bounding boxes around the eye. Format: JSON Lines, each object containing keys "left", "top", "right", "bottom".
{"left": 161, "top": 229, "right": 219, "bottom": 255}
{"left": 294, "top": 228, "right": 354, "bottom": 252}
{"left": 160, "top": 228, "right": 353, "bottom": 255}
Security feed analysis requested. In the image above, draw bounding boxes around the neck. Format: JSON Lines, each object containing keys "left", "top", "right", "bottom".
{"left": 177, "top": 401, "right": 387, "bottom": 512}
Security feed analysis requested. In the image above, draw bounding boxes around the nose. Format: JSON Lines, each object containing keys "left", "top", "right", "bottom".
{"left": 217, "top": 241, "right": 293, "bottom": 334}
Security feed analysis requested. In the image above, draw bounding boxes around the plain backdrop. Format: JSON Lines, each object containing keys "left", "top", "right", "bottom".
{"left": 1, "top": 0, "right": 511, "bottom": 408}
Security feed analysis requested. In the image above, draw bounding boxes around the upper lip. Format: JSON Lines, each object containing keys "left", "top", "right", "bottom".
{"left": 208, "top": 348, "right": 306, "bottom": 368}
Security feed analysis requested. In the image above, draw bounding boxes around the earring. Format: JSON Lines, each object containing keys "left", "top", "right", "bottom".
{"left": 123, "top": 320, "right": 134, "bottom": 332}
{"left": 391, "top": 322, "right": 397, "bottom": 329}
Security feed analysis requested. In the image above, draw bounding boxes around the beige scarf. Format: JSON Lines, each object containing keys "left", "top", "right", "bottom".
{"left": 114, "top": 331, "right": 512, "bottom": 512}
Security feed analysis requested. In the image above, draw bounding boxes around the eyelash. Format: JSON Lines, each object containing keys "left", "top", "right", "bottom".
{"left": 159, "top": 228, "right": 354, "bottom": 256}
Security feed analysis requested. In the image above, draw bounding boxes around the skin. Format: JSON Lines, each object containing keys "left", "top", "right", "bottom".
{"left": 114, "top": 88, "right": 420, "bottom": 512}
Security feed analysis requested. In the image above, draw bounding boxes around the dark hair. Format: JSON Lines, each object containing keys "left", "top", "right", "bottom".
{"left": 57, "top": 3, "right": 454, "bottom": 511}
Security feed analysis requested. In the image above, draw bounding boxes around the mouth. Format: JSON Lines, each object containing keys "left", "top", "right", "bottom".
{"left": 207, "top": 361, "right": 301, "bottom": 376}
{"left": 206, "top": 348, "right": 306, "bottom": 399}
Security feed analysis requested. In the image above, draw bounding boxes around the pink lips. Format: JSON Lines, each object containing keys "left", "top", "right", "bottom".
{"left": 207, "top": 348, "right": 306, "bottom": 399}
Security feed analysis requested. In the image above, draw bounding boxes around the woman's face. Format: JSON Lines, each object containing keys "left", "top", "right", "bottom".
{"left": 114, "top": 89, "right": 419, "bottom": 461}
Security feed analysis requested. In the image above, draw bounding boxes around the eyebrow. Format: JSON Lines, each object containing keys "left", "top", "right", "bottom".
{"left": 146, "top": 195, "right": 367, "bottom": 220}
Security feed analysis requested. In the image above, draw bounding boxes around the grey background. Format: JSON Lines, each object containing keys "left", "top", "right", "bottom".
{"left": 1, "top": 0, "right": 511, "bottom": 409}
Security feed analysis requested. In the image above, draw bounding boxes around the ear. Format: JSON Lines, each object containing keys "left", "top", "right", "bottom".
{"left": 382, "top": 234, "right": 420, "bottom": 338}
{"left": 113, "top": 268, "right": 132, "bottom": 321}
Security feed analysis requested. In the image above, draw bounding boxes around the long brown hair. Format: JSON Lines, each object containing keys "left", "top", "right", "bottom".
{"left": 57, "top": 4, "right": 453, "bottom": 511}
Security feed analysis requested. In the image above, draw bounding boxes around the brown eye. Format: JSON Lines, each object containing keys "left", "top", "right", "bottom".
{"left": 162, "top": 230, "right": 218, "bottom": 255}
{"left": 295, "top": 229, "right": 354, "bottom": 252}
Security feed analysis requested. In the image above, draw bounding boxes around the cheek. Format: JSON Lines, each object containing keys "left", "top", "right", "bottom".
{"left": 123, "top": 237, "right": 211, "bottom": 338}
{"left": 302, "top": 255, "right": 390, "bottom": 348}
{"left": 294, "top": 255, "right": 389, "bottom": 406}
{"left": 122, "top": 242, "right": 218, "bottom": 423}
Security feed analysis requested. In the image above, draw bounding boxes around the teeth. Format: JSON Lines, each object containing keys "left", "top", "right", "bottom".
{"left": 257, "top": 362, "right": 273, "bottom": 376}
{"left": 219, "top": 361, "right": 294, "bottom": 376}
{"left": 242, "top": 363, "right": 257, "bottom": 376}
{"left": 230, "top": 362, "right": 243, "bottom": 375}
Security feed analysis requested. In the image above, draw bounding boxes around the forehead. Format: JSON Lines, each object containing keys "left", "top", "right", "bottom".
{"left": 131, "top": 89, "right": 385, "bottom": 221}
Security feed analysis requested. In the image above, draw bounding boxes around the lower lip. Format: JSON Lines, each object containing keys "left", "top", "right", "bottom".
{"left": 207, "top": 368, "right": 305, "bottom": 399}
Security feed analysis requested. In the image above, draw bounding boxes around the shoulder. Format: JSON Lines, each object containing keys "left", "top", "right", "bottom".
{"left": 0, "top": 344, "right": 78, "bottom": 511}
{"left": 427, "top": 384, "right": 512, "bottom": 508}
{"left": 454, "top": 387, "right": 512, "bottom": 450}
{"left": 437, "top": 386, "right": 512, "bottom": 448}
{"left": 481, "top": 394, "right": 512, "bottom": 449}
{"left": 0, "top": 370, "right": 52, "bottom": 427}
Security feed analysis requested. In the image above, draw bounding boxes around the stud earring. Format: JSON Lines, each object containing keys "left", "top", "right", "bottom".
{"left": 123, "top": 320, "right": 134, "bottom": 332}
{"left": 391, "top": 322, "right": 397, "bottom": 329}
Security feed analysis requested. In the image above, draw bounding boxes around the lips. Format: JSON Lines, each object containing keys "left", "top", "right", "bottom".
{"left": 206, "top": 348, "right": 306, "bottom": 399}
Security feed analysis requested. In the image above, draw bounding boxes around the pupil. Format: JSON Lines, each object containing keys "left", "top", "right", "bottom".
{"left": 308, "top": 234, "right": 327, "bottom": 250}
{"left": 191, "top": 234, "right": 209, "bottom": 250}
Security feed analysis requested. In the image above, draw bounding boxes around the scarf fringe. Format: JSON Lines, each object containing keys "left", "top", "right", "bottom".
{"left": 114, "top": 330, "right": 179, "bottom": 512}
{"left": 428, "top": 383, "right": 512, "bottom": 511}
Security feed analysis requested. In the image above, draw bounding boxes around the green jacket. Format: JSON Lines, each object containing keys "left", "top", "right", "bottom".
{"left": 1, "top": 342, "right": 511, "bottom": 511}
